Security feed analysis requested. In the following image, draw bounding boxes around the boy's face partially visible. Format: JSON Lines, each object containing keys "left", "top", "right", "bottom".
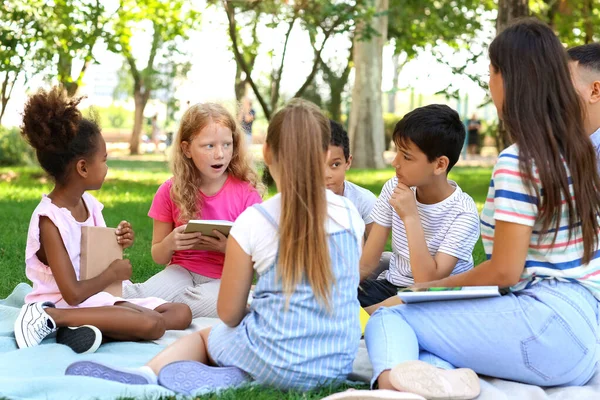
{"left": 325, "top": 145, "right": 351, "bottom": 196}
{"left": 391, "top": 139, "right": 438, "bottom": 187}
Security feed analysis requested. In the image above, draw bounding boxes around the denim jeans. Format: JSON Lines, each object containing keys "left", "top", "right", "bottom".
{"left": 365, "top": 280, "right": 600, "bottom": 388}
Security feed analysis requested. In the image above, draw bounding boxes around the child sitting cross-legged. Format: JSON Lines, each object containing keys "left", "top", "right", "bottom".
{"left": 359, "top": 104, "right": 480, "bottom": 315}
{"left": 14, "top": 87, "right": 192, "bottom": 354}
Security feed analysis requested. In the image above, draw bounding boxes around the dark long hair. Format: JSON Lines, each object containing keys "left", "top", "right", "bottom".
{"left": 489, "top": 18, "right": 600, "bottom": 263}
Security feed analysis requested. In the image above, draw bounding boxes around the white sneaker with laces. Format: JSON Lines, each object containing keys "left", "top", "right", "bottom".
{"left": 14, "top": 301, "right": 58, "bottom": 348}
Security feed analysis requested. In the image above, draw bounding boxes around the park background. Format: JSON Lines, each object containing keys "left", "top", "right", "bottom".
{"left": 0, "top": 1, "right": 598, "bottom": 398}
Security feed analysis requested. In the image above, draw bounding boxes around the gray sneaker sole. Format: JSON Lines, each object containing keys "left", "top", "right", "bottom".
{"left": 65, "top": 361, "right": 150, "bottom": 385}
{"left": 158, "top": 360, "right": 249, "bottom": 395}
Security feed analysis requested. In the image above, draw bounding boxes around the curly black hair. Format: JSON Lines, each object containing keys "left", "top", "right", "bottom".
{"left": 21, "top": 87, "right": 101, "bottom": 183}
{"left": 329, "top": 119, "right": 350, "bottom": 161}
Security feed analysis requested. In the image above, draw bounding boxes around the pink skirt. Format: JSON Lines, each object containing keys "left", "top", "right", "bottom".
{"left": 54, "top": 281, "right": 167, "bottom": 310}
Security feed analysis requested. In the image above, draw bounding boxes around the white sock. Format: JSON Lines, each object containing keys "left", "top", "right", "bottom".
{"left": 134, "top": 365, "right": 158, "bottom": 385}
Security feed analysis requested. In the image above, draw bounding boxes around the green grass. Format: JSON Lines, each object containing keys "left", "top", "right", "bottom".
{"left": 0, "top": 160, "right": 492, "bottom": 399}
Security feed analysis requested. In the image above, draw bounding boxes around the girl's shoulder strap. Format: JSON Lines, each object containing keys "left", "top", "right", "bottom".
{"left": 253, "top": 203, "right": 278, "bottom": 230}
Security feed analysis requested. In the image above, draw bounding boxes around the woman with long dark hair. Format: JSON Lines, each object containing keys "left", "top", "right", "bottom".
{"left": 362, "top": 18, "right": 600, "bottom": 400}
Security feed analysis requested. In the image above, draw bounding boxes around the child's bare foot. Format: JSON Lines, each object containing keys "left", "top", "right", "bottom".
{"left": 389, "top": 360, "right": 480, "bottom": 400}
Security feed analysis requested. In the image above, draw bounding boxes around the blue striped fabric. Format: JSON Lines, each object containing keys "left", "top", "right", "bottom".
{"left": 207, "top": 201, "right": 362, "bottom": 390}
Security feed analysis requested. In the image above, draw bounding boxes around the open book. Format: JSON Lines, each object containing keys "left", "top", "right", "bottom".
{"left": 397, "top": 286, "right": 500, "bottom": 304}
{"left": 183, "top": 220, "right": 234, "bottom": 251}
{"left": 80, "top": 226, "right": 123, "bottom": 297}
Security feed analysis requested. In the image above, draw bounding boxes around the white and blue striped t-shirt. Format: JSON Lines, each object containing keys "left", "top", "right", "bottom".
{"left": 480, "top": 144, "right": 600, "bottom": 299}
{"left": 371, "top": 177, "right": 480, "bottom": 287}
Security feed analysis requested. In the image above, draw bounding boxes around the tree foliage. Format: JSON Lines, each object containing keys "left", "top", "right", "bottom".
{"left": 0, "top": 0, "right": 46, "bottom": 123}
{"left": 109, "top": 0, "right": 200, "bottom": 154}
{"left": 41, "top": 0, "right": 114, "bottom": 96}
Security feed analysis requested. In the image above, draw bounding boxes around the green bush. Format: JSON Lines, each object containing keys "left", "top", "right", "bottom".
{"left": 83, "top": 105, "right": 134, "bottom": 130}
{"left": 0, "top": 126, "right": 35, "bottom": 166}
{"left": 383, "top": 113, "right": 402, "bottom": 150}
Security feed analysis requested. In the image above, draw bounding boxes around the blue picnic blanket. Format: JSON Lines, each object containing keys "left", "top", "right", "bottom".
{"left": 0, "top": 283, "right": 178, "bottom": 400}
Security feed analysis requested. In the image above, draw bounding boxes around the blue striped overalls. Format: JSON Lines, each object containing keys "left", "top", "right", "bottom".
{"left": 208, "top": 202, "right": 362, "bottom": 390}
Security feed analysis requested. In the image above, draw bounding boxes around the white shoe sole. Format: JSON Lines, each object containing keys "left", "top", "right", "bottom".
{"left": 389, "top": 361, "right": 480, "bottom": 400}
{"left": 321, "top": 389, "right": 426, "bottom": 400}
{"left": 14, "top": 303, "right": 31, "bottom": 349}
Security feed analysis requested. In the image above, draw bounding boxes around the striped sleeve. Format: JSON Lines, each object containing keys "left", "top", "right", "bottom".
{"left": 437, "top": 210, "right": 481, "bottom": 261}
{"left": 370, "top": 178, "right": 396, "bottom": 227}
{"left": 492, "top": 150, "right": 538, "bottom": 227}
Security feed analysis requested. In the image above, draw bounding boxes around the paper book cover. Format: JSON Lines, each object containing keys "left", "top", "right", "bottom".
{"left": 80, "top": 226, "right": 123, "bottom": 297}
{"left": 183, "top": 220, "right": 233, "bottom": 251}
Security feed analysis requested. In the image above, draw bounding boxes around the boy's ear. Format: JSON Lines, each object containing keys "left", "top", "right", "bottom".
{"left": 591, "top": 80, "right": 600, "bottom": 104}
{"left": 433, "top": 156, "right": 450, "bottom": 176}
{"left": 346, "top": 154, "right": 353, "bottom": 170}
{"left": 181, "top": 141, "right": 191, "bottom": 158}
{"left": 76, "top": 159, "right": 88, "bottom": 178}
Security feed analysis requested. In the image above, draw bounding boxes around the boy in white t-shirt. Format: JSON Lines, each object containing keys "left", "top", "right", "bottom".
{"left": 359, "top": 104, "right": 480, "bottom": 314}
{"left": 326, "top": 119, "right": 377, "bottom": 237}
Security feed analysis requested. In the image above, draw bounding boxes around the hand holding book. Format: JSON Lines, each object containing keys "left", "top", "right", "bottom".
{"left": 183, "top": 220, "right": 233, "bottom": 252}
{"left": 108, "top": 259, "right": 132, "bottom": 282}
{"left": 197, "top": 230, "right": 228, "bottom": 253}
{"left": 169, "top": 225, "right": 203, "bottom": 251}
{"left": 115, "top": 220, "right": 135, "bottom": 249}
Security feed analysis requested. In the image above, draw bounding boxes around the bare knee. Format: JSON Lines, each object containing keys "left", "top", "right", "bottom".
{"left": 137, "top": 313, "right": 167, "bottom": 340}
{"left": 155, "top": 302, "right": 192, "bottom": 330}
{"left": 172, "top": 303, "right": 192, "bottom": 329}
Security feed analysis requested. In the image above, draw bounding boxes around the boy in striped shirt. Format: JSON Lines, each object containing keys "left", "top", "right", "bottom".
{"left": 359, "top": 105, "right": 480, "bottom": 314}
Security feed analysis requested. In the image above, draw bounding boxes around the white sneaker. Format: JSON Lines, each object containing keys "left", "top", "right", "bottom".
{"left": 14, "top": 301, "right": 58, "bottom": 348}
{"left": 390, "top": 360, "right": 480, "bottom": 400}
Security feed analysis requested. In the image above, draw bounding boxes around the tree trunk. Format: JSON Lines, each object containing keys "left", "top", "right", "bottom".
{"left": 348, "top": 0, "right": 388, "bottom": 169}
{"left": 234, "top": 67, "right": 246, "bottom": 102}
{"left": 329, "top": 81, "right": 344, "bottom": 122}
{"left": 583, "top": 0, "right": 594, "bottom": 44}
{"left": 387, "top": 53, "right": 401, "bottom": 114}
{"left": 496, "top": 0, "right": 529, "bottom": 32}
{"left": 130, "top": 90, "right": 149, "bottom": 155}
{"left": 495, "top": 0, "right": 529, "bottom": 152}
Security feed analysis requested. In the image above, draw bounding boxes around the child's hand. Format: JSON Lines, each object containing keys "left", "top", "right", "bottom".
{"left": 198, "top": 230, "right": 228, "bottom": 253}
{"left": 116, "top": 220, "right": 135, "bottom": 249}
{"left": 109, "top": 259, "right": 133, "bottom": 282}
{"left": 389, "top": 182, "right": 418, "bottom": 220}
{"left": 169, "top": 225, "right": 202, "bottom": 251}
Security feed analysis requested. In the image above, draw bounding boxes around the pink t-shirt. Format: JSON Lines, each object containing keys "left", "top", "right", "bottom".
{"left": 149, "top": 175, "right": 262, "bottom": 278}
